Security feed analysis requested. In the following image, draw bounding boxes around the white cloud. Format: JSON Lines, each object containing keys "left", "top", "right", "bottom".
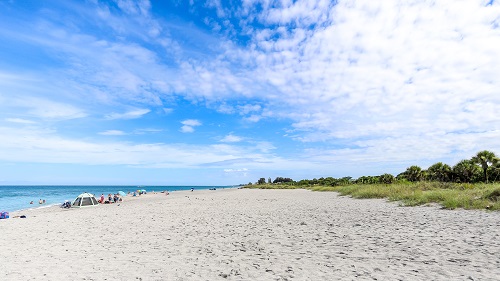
{"left": 245, "top": 115, "right": 261, "bottom": 123}
{"left": 5, "top": 122, "right": 493, "bottom": 179}
{"left": 0, "top": 126, "right": 300, "bottom": 171}
{"left": 206, "top": 0, "right": 227, "bottom": 18}
{"left": 186, "top": 0, "right": 500, "bottom": 165}
{"left": 180, "top": 119, "right": 202, "bottom": 133}
{"left": 224, "top": 168, "right": 248, "bottom": 172}
{"left": 220, "top": 134, "right": 243, "bottom": 143}
{"left": 133, "top": 128, "right": 163, "bottom": 134}
{"left": 5, "top": 118, "right": 36, "bottom": 124}
{"left": 1, "top": 12, "right": 176, "bottom": 106}
{"left": 1, "top": 95, "right": 87, "bottom": 121}
{"left": 99, "top": 130, "right": 125, "bottom": 136}
{"left": 181, "top": 119, "right": 202, "bottom": 126}
{"left": 29, "top": 102, "right": 87, "bottom": 120}
{"left": 216, "top": 103, "right": 235, "bottom": 114}
{"left": 105, "top": 109, "right": 151, "bottom": 120}
{"left": 238, "top": 104, "right": 261, "bottom": 115}
{"left": 116, "top": 0, "right": 150, "bottom": 15}
{"left": 180, "top": 125, "right": 195, "bottom": 133}
{"left": 253, "top": 141, "right": 276, "bottom": 153}
{"left": 224, "top": 168, "right": 248, "bottom": 176}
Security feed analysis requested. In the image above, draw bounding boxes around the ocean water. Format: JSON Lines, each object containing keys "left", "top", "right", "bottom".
{"left": 0, "top": 185, "right": 232, "bottom": 213}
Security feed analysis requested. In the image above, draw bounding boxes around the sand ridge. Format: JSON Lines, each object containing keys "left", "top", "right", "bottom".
{"left": 1, "top": 188, "right": 499, "bottom": 280}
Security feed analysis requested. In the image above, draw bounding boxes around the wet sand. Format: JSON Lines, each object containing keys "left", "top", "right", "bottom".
{"left": 1, "top": 188, "right": 499, "bottom": 280}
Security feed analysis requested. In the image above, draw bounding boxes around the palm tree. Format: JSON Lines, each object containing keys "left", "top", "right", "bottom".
{"left": 356, "top": 176, "right": 380, "bottom": 184}
{"left": 405, "top": 165, "right": 424, "bottom": 182}
{"left": 427, "top": 162, "right": 452, "bottom": 182}
{"left": 487, "top": 164, "right": 500, "bottom": 183}
{"left": 338, "top": 177, "right": 353, "bottom": 185}
{"left": 453, "top": 159, "right": 481, "bottom": 183}
{"left": 379, "top": 173, "right": 395, "bottom": 184}
{"left": 472, "top": 150, "right": 498, "bottom": 183}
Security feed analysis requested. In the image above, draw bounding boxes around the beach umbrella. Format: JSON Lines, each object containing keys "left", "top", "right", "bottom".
{"left": 140, "top": 189, "right": 146, "bottom": 193}
{"left": 118, "top": 191, "right": 126, "bottom": 197}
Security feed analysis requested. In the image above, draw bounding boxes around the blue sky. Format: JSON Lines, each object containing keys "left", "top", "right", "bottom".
{"left": 0, "top": 0, "right": 499, "bottom": 185}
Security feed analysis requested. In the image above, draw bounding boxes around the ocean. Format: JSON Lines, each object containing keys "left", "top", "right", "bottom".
{"left": 0, "top": 185, "right": 233, "bottom": 213}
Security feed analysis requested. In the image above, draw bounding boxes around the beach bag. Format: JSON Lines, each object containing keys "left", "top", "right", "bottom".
{"left": 0, "top": 211, "right": 9, "bottom": 219}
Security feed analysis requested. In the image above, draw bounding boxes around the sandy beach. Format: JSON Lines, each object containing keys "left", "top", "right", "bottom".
{"left": 1, "top": 188, "right": 499, "bottom": 281}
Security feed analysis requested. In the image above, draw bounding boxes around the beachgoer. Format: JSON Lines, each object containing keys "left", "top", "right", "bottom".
{"left": 113, "top": 194, "right": 118, "bottom": 203}
{"left": 108, "top": 194, "right": 113, "bottom": 203}
{"left": 100, "top": 194, "right": 105, "bottom": 203}
{"left": 30, "top": 201, "right": 33, "bottom": 204}
{"left": 42, "top": 199, "right": 46, "bottom": 204}
{"left": 39, "top": 199, "right": 43, "bottom": 204}
{"left": 61, "top": 200, "right": 70, "bottom": 208}
{"left": 191, "top": 188, "right": 194, "bottom": 192}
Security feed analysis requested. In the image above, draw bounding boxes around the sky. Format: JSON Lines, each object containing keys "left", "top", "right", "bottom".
{"left": 0, "top": 0, "right": 499, "bottom": 185}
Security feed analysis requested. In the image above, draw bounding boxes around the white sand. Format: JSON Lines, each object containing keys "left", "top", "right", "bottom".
{"left": 1, "top": 188, "right": 499, "bottom": 281}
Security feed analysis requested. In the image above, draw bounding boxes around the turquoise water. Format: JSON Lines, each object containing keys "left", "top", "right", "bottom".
{"left": 0, "top": 185, "right": 232, "bottom": 213}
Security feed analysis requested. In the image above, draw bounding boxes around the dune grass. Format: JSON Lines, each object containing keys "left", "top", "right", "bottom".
{"left": 245, "top": 182, "right": 500, "bottom": 210}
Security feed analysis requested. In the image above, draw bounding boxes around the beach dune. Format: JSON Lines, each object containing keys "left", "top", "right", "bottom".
{"left": 1, "top": 188, "right": 499, "bottom": 280}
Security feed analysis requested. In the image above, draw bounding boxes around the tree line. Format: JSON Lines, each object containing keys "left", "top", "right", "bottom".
{"left": 250, "top": 150, "right": 500, "bottom": 186}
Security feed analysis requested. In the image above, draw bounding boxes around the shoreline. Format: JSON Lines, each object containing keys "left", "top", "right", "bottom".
{"left": 10, "top": 202, "right": 61, "bottom": 214}
{"left": 2, "top": 188, "right": 499, "bottom": 280}
{"left": 0, "top": 185, "right": 238, "bottom": 213}
{"left": 8, "top": 188, "right": 233, "bottom": 217}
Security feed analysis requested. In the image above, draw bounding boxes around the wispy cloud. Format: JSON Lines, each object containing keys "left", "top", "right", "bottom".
{"left": 220, "top": 134, "right": 242, "bottom": 143}
{"left": 238, "top": 104, "right": 261, "bottom": 115}
{"left": 244, "top": 115, "right": 261, "bottom": 123}
{"left": 253, "top": 141, "right": 276, "bottom": 153}
{"left": 133, "top": 128, "right": 163, "bottom": 134}
{"left": 99, "top": 130, "right": 126, "bottom": 136}
{"left": 163, "top": 108, "right": 173, "bottom": 114}
{"left": 28, "top": 100, "right": 87, "bottom": 120}
{"left": 5, "top": 118, "right": 36, "bottom": 124}
{"left": 0, "top": 126, "right": 290, "bottom": 169}
{"left": 224, "top": 168, "right": 248, "bottom": 173}
{"left": 105, "top": 109, "right": 151, "bottom": 120}
{"left": 2, "top": 95, "right": 87, "bottom": 121}
{"left": 224, "top": 168, "right": 248, "bottom": 176}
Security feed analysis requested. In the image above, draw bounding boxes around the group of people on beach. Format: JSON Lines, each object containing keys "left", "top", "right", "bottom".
{"left": 98, "top": 193, "right": 122, "bottom": 204}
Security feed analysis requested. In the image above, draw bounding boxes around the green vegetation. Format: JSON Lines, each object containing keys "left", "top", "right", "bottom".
{"left": 245, "top": 150, "right": 500, "bottom": 211}
{"left": 472, "top": 150, "right": 498, "bottom": 183}
{"left": 245, "top": 182, "right": 500, "bottom": 210}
